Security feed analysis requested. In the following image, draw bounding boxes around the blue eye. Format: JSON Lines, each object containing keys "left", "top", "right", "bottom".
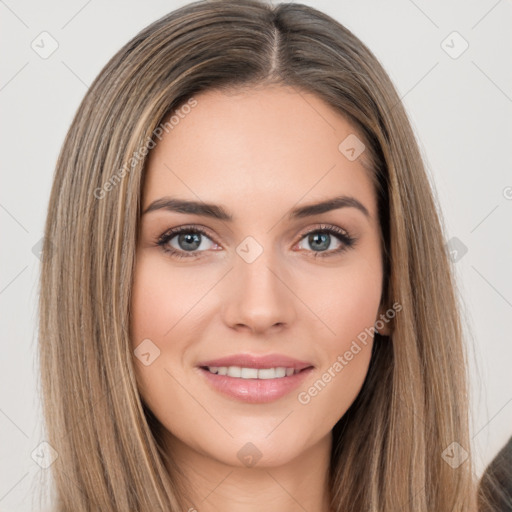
{"left": 156, "top": 224, "right": 356, "bottom": 260}
{"left": 297, "top": 226, "right": 356, "bottom": 257}
{"left": 156, "top": 226, "right": 217, "bottom": 259}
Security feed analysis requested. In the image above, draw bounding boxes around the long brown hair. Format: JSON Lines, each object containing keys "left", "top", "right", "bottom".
{"left": 37, "top": 0, "right": 479, "bottom": 509}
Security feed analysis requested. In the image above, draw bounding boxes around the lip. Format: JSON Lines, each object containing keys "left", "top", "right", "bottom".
{"left": 196, "top": 353, "right": 314, "bottom": 404}
{"left": 197, "top": 353, "right": 313, "bottom": 371}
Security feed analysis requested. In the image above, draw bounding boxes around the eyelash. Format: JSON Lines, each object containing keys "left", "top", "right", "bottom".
{"left": 155, "top": 224, "right": 357, "bottom": 260}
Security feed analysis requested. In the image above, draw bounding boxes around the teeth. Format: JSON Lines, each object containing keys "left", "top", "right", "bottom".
{"left": 227, "top": 366, "right": 241, "bottom": 378}
{"left": 206, "top": 366, "right": 300, "bottom": 379}
{"left": 241, "top": 367, "right": 258, "bottom": 379}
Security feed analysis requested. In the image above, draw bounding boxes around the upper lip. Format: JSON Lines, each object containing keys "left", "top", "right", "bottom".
{"left": 197, "top": 353, "right": 314, "bottom": 371}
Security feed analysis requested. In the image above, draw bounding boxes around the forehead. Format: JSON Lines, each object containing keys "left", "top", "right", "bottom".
{"left": 142, "top": 85, "right": 377, "bottom": 221}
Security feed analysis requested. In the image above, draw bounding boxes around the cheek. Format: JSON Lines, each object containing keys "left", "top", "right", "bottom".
{"left": 130, "top": 255, "right": 185, "bottom": 406}
{"left": 295, "top": 268, "right": 381, "bottom": 426}
{"left": 130, "top": 254, "right": 207, "bottom": 345}
{"left": 296, "top": 339, "right": 373, "bottom": 439}
{"left": 312, "top": 258, "right": 383, "bottom": 349}
{"left": 130, "top": 254, "right": 217, "bottom": 412}
{"left": 298, "top": 256, "right": 381, "bottom": 416}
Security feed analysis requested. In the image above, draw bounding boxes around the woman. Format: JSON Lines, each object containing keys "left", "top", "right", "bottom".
{"left": 37, "top": 0, "right": 480, "bottom": 510}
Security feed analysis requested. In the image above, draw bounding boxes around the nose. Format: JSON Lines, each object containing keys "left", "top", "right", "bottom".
{"left": 221, "top": 246, "right": 297, "bottom": 335}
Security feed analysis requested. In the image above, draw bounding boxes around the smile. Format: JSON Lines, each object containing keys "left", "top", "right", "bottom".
{"left": 198, "top": 365, "right": 314, "bottom": 403}
{"left": 204, "top": 365, "right": 301, "bottom": 379}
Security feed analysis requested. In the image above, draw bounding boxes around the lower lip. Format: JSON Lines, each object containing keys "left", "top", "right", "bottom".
{"left": 198, "top": 367, "right": 314, "bottom": 403}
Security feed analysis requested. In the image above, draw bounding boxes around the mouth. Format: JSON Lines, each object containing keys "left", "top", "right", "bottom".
{"left": 199, "top": 365, "right": 310, "bottom": 379}
{"left": 196, "top": 360, "right": 314, "bottom": 403}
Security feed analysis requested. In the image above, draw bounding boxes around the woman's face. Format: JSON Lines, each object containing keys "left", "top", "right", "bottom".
{"left": 130, "top": 85, "right": 389, "bottom": 468}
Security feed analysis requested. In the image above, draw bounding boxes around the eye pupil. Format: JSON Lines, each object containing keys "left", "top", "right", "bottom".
{"left": 179, "top": 233, "right": 201, "bottom": 251}
{"left": 309, "top": 232, "right": 330, "bottom": 251}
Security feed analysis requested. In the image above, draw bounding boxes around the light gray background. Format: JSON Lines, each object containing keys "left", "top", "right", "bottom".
{"left": 1, "top": 0, "right": 511, "bottom": 509}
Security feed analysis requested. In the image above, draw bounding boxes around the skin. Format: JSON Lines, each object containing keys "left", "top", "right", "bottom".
{"left": 130, "top": 84, "right": 390, "bottom": 512}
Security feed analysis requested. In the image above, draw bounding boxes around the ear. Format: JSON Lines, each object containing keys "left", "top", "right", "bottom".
{"left": 374, "top": 303, "right": 392, "bottom": 337}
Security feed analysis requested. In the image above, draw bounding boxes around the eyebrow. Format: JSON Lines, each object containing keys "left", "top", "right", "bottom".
{"left": 142, "top": 195, "right": 370, "bottom": 221}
